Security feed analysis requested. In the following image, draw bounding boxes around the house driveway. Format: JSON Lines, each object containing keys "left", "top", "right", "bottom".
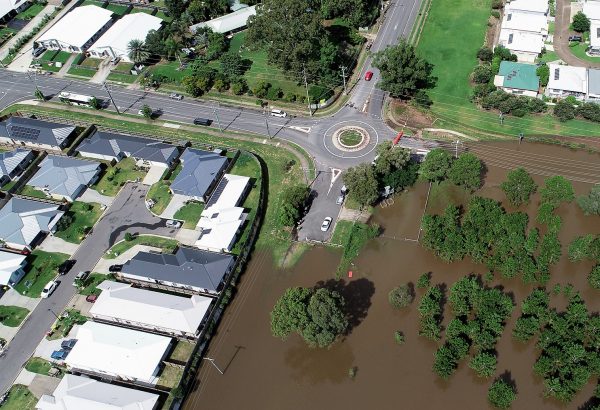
{"left": 554, "top": 0, "right": 600, "bottom": 68}
{"left": 27, "top": 373, "right": 61, "bottom": 398}
{"left": 161, "top": 194, "right": 188, "bottom": 219}
{"left": 0, "top": 289, "right": 39, "bottom": 310}
{"left": 37, "top": 236, "right": 78, "bottom": 256}
{"left": 175, "top": 228, "right": 200, "bottom": 246}
{"left": 142, "top": 165, "right": 167, "bottom": 186}
{"left": 68, "top": 294, "right": 94, "bottom": 317}
{"left": 93, "top": 244, "right": 162, "bottom": 273}
{"left": 78, "top": 188, "right": 113, "bottom": 207}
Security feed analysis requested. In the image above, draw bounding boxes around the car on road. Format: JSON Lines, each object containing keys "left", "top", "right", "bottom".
{"left": 166, "top": 219, "right": 182, "bottom": 229}
{"left": 270, "top": 109, "right": 287, "bottom": 118}
{"left": 58, "top": 260, "right": 76, "bottom": 275}
{"left": 321, "top": 217, "right": 333, "bottom": 232}
{"left": 365, "top": 71, "right": 373, "bottom": 81}
{"left": 193, "top": 117, "right": 212, "bottom": 126}
{"left": 41, "top": 280, "right": 58, "bottom": 298}
{"left": 336, "top": 195, "right": 345, "bottom": 205}
{"left": 60, "top": 339, "right": 77, "bottom": 350}
{"left": 145, "top": 198, "right": 155, "bottom": 209}
{"left": 569, "top": 35, "right": 583, "bottom": 42}
{"left": 73, "top": 271, "right": 89, "bottom": 286}
{"left": 169, "top": 93, "right": 184, "bottom": 100}
{"left": 50, "top": 350, "right": 69, "bottom": 360}
{"left": 109, "top": 264, "right": 123, "bottom": 273}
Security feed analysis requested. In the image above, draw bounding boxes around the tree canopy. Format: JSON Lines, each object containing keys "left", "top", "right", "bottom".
{"left": 127, "top": 39, "right": 149, "bottom": 64}
{"left": 572, "top": 11, "right": 591, "bottom": 32}
{"left": 419, "top": 148, "right": 452, "bottom": 182}
{"left": 373, "top": 141, "right": 410, "bottom": 176}
{"left": 577, "top": 184, "right": 600, "bottom": 216}
{"left": 448, "top": 152, "right": 482, "bottom": 191}
{"left": 488, "top": 379, "right": 517, "bottom": 409}
{"left": 500, "top": 168, "right": 537, "bottom": 206}
{"left": 278, "top": 185, "right": 310, "bottom": 227}
{"left": 540, "top": 175, "right": 574, "bottom": 206}
{"left": 343, "top": 163, "right": 379, "bottom": 207}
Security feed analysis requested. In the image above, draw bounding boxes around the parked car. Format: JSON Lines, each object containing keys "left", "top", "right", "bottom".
{"left": 145, "top": 198, "right": 155, "bottom": 209}
{"left": 110, "top": 56, "right": 120, "bottom": 65}
{"left": 321, "top": 217, "right": 333, "bottom": 232}
{"left": 60, "top": 339, "right": 77, "bottom": 350}
{"left": 85, "top": 294, "right": 98, "bottom": 303}
{"left": 569, "top": 35, "right": 583, "bottom": 42}
{"left": 270, "top": 109, "right": 287, "bottom": 118}
{"left": 365, "top": 71, "right": 374, "bottom": 81}
{"left": 108, "top": 264, "right": 123, "bottom": 273}
{"left": 193, "top": 117, "right": 212, "bottom": 126}
{"left": 169, "top": 93, "right": 184, "bottom": 100}
{"left": 41, "top": 280, "right": 58, "bottom": 298}
{"left": 336, "top": 195, "right": 345, "bottom": 205}
{"left": 166, "top": 219, "right": 182, "bottom": 229}
{"left": 58, "top": 260, "right": 76, "bottom": 275}
{"left": 50, "top": 350, "right": 69, "bottom": 360}
{"left": 73, "top": 271, "right": 89, "bottom": 286}
{"left": 32, "top": 47, "right": 46, "bottom": 58}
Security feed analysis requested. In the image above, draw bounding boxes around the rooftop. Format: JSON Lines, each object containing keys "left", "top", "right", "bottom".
{"left": 498, "top": 61, "right": 540, "bottom": 91}
{"left": 501, "top": 10, "right": 548, "bottom": 34}
{"left": 0, "top": 197, "right": 63, "bottom": 247}
{"left": 506, "top": 0, "right": 549, "bottom": 14}
{"left": 190, "top": 5, "right": 257, "bottom": 33}
{"left": 591, "top": 21, "right": 600, "bottom": 47}
{"left": 547, "top": 63, "right": 588, "bottom": 93}
{"left": 38, "top": 5, "right": 114, "bottom": 48}
{"left": 499, "top": 29, "right": 544, "bottom": 54}
{"left": 584, "top": 0, "right": 600, "bottom": 22}
{"left": 170, "top": 148, "right": 228, "bottom": 199}
{"left": 0, "top": 149, "right": 31, "bottom": 180}
{"left": 196, "top": 206, "right": 246, "bottom": 252}
{"left": 0, "top": 250, "right": 26, "bottom": 286}
{"left": 28, "top": 155, "right": 100, "bottom": 200}
{"left": 0, "top": 117, "right": 75, "bottom": 148}
{"left": 588, "top": 68, "right": 600, "bottom": 96}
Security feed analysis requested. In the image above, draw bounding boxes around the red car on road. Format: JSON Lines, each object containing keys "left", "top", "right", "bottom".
{"left": 365, "top": 71, "right": 373, "bottom": 81}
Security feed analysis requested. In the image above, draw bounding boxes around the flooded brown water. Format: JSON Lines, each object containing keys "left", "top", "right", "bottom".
{"left": 184, "top": 141, "right": 600, "bottom": 410}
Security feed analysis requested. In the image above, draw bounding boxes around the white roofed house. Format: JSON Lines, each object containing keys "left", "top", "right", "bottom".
{"left": 36, "top": 374, "right": 160, "bottom": 410}
{"left": 545, "top": 64, "right": 588, "bottom": 100}
{"left": 583, "top": 0, "right": 600, "bottom": 23}
{"left": 88, "top": 13, "right": 163, "bottom": 62}
{"left": 90, "top": 280, "right": 213, "bottom": 338}
{"left": 64, "top": 321, "right": 172, "bottom": 386}
{"left": 496, "top": 0, "right": 548, "bottom": 62}
{"left": 587, "top": 68, "right": 600, "bottom": 102}
{"left": 0, "top": 250, "right": 27, "bottom": 287}
{"left": 505, "top": 0, "right": 549, "bottom": 15}
{"left": 0, "top": 0, "right": 29, "bottom": 23}
{"left": 36, "top": 5, "right": 114, "bottom": 53}
{"left": 498, "top": 30, "right": 545, "bottom": 62}
{"left": 590, "top": 22, "right": 600, "bottom": 55}
{"left": 190, "top": 5, "right": 257, "bottom": 34}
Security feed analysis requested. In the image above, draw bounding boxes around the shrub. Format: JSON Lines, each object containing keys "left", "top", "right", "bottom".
{"left": 491, "top": 10, "right": 500, "bottom": 18}
{"left": 394, "top": 330, "right": 405, "bottom": 344}
{"left": 472, "top": 65, "right": 493, "bottom": 84}
{"left": 488, "top": 379, "right": 517, "bottom": 409}
{"left": 416, "top": 273, "right": 431, "bottom": 289}
{"left": 266, "top": 86, "right": 283, "bottom": 100}
{"left": 589, "top": 265, "right": 600, "bottom": 289}
{"left": 491, "top": 0, "right": 503, "bottom": 9}
{"left": 553, "top": 100, "right": 575, "bottom": 122}
{"left": 477, "top": 46, "right": 494, "bottom": 62}
{"left": 253, "top": 81, "right": 271, "bottom": 98}
{"left": 388, "top": 284, "right": 414, "bottom": 308}
{"left": 231, "top": 77, "right": 248, "bottom": 95}
{"left": 536, "top": 64, "right": 549, "bottom": 87}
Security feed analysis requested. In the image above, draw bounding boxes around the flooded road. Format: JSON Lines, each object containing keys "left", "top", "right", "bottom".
{"left": 184, "top": 141, "right": 600, "bottom": 410}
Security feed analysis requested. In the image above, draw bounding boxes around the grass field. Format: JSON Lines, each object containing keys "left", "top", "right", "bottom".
{"left": 416, "top": 0, "right": 600, "bottom": 138}
{"left": 538, "top": 50, "right": 560, "bottom": 63}
{"left": 14, "top": 250, "right": 69, "bottom": 297}
{"left": 330, "top": 220, "right": 355, "bottom": 246}
{"left": 169, "top": 340, "right": 195, "bottom": 362}
{"left": 54, "top": 201, "right": 103, "bottom": 244}
{"left": 25, "top": 357, "right": 53, "bottom": 375}
{"left": 67, "top": 66, "right": 96, "bottom": 78}
{"left": 79, "top": 0, "right": 104, "bottom": 6}
{"left": 158, "top": 365, "right": 183, "bottom": 389}
{"left": 107, "top": 72, "right": 137, "bottom": 84}
{"left": 2, "top": 385, "right": 37, "bottom": 410}
{"left": 173, "top": 201, "right": 203, "bottom": 228}
{"left": 93, "top": 158, "right": 145, "bottom": 196}
{"left": 0, "top": 305, "right": 29, "bottom": 327}
{"left": 15, "top": 3, "right": 45, "bottom": 20}
{"left": 104, "top": 235, "right": 178, "bottom": 259}
{"left": 147, "top": 180, "right": 172, "bottom": 215}
{"left": 37, "top": 50, "right": 72, "bottom": 73}
{"left": 129, "top": 7, "right": 154, "bottom": 15}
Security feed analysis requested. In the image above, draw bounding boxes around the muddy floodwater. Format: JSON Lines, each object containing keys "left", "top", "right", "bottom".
{"left": 184, "top": 141, "right": 600, "bottom": 410}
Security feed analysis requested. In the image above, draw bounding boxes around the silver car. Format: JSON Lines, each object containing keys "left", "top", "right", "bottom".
{"left": 321, "top": 217, "right": 332, "bottom": 232}
{"left": 169, "top": 93, "right": 184, "bottom": 100}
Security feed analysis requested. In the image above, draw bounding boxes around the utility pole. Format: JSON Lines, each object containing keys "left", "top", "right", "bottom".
{"left": 454, "top": 140, "right": 461, "bottom": 158}
{"left": 102, "top": 82, "right": 120, "bottom": 114}
{"left": 302, "top": 64, "right": 312, "bottom": 117}
{"left": 203, "top": 357, "right": 224, "bottom": 375}
{"left": 264, "top": 108, "right": 271, "bottom": 138}
{"left": 47, "top": 308, "right": 59, "bottom": 320}
{"left": 25, "top": 71, "right": 41, "bottom": 94}
{"left": 499, "top": 112, "right": 504, "bottom": 125}
{"left": 213, "top": 106, "right": 223, "bottom": 132}
{"left": 340, "top": 66, "right": 348, "bottom": 95}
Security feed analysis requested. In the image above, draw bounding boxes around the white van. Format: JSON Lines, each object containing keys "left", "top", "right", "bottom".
{"left": 270, "top": 109, "right": 287, "bottom": 118}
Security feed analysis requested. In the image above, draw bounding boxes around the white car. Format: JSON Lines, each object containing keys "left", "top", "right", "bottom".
{"left": 321, "top": 217, "right": 332, "bottom": 232}
{"left": 41, "top": 280, "right": 58, "bottom": 298}
{"left": 270, "top": 109, "right": 287, "bottom": 118}
{"left": 166, "top": 219, "right": 182, "bottom": 228}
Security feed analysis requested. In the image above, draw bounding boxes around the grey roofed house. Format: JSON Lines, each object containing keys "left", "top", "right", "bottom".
{"left": 121, "top": 246, "right": 235, "bottom": 294}
{"left": 0, "top": 117, "right": 76, "bottom": 148}
{"left": 0, "top": 197, "right": 63, "bottom": 248}
{"left": 28, "top": 155, "right": 101, "bottom": 201}
{"left": 170, "top": 148, "right": 228, "bottom": 200}
{"left": 76, "top": 130, "right": 178, "bottom": 165}
{"left": 0, "top": 149, "right": 33, "bottom": 183}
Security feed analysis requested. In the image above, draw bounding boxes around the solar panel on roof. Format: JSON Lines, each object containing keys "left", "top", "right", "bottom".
{"left": 554, "top": 69, "right": 560, "bottom": 80}
{"left": 9, "top": 126, "right": 41, "bottom": 141}
{"left": 508, "top": 33, "right": 513, "bottom": 44}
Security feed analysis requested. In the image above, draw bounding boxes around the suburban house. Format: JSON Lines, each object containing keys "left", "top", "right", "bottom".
{"left": 0, "top": 250, "right": 26, "bottom": 288}
{"left": 0, "top": 0, "right": 29, "bottom": 23}
{"left": 119, "top": 246, "right": 235, "bottom": 296}
{"left": 588, "top": 68, "right": 600, "bottom": 101}
{"left": 36, "top": 374, "right": 159, "bottom": 410}
{"left": 28, "top": 155, "right": 101, "bottom": 202}
{"left": 0, "top": 149, "right": 34, "bottom": 186}
{"left": 498, "top": 30, "right": 544, "bottom": 63}
{"left": 65, "top": 321, "right": 171, "bottom": 386}
{"left": 90, "top": 280, "right": 213, "bottom": 338}
{"left": 76, "top": 130, "right": 178, "bottom": 168}
{"left": 0, "top": 117, "right": 76, "bottom": 151}
{"left": 505, "top": 0, "right": 548, "bottom": 15}
{"left": 493, "top": 61, "right": 540, "bottom": 97}
{"left": 497, "top": 0, "right": 548, "bottom": 62}
{"left": 170, "top": 148, "right": 228, "bottom": 202}
{"left": 590, "top": 22, "right": 600, "bottom": 55}
{"left": 196, "top": 174, "right": 250, "bottom": 253}
{"left": 545, "top": 64, "right": 588, "bottom": 100}
{"left": 88, "top": 13, "right": 163, "bottom": 62}
{"left": 190, "top": 5, "right": 257, "bottom": 34}
{"left": 36, "top": 5, "right": 114, "bottom": 53}
{"left": 0, "top": 197, "right": 63, "bottom": 250}
{"left": 583, "top": 0, "right": 600, "bottom": 24}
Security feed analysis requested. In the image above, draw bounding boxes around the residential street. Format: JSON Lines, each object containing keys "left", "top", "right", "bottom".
{"left": 553, "top": 0, "right": 600, "bottom": 68}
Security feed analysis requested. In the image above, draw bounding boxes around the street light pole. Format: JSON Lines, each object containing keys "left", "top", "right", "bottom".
{"left": 213, "top": 106, "right": 223, "bottom": 132}
{"left": 264, "top": 109, "right": 271, "bottom": 138}
{"left": 340, "top": 65, "right": 348, "bottom": 95}
{"left": 302, "top": 64, "right": 312, "bottom": 117}
{"left": 47, "top": 308, "right": 59, "bottom": 320}
{"left": 203, "top": 357, "right": 224, "bottom": 375}
{"left": 102, "top": 82, "right": 120, "bottom": 114}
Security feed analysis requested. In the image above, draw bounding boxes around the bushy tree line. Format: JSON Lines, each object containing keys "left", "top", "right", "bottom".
{"left": 568, "top": 234, "right": 600, "bottom": 289}
{"left": 578, "top": 184, "right": 600, "bottom": 216}
{"left": 420, "top": 149, "right": 482, "bottom": 191}
{"left": 277, "top": 185, "right": 311, "bottom": 227}
{"left": 431, "top": 276, "right": 513, "bottom": 380}
{"left": 417, "top": 285, "right": 444, "bottom": 341}
{"left": 554, "top": 99, "right": 600, "bottom": 123}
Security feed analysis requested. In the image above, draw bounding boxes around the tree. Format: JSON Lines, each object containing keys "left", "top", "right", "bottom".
{"left": 343, "top": 163, "right": 379, "bottom": 207}
{"left": 578, "top": 185, "right": 600, "bottom": 216}
{"left": 488, "top": 379, "right": 517, "bottom": 409}
{"left": 448, "top": 152, "right": 482, "bottom": 191}
{"left": 164, "top": 0, "right": 187, "bottom": 18}
{"left": 373, "top": 141, "right": 410, "bottom": 175}
{"left": 572, "top": 11, "right": 591, "bottom": 32}
{"left": 220, "top": 51, "right": 246, "bottom": 77}
{"left": 88, "top": 97, "right": 100, "bottom": 110}
{"left": 469, "top": 352, "right": 497, "bottom": 378}
{"left": 388, "top": 284, "right": 414, "bottom": 309}
{"left": 270, "top": 287, "right": 312, "bottom": 339}
{"left": 472, "top": 65, "right": 493, "bottom": 84}
{"left": 568, "top": 234, "right": 594, "bottom": 262}
{"left": 141, "top": 104, "right": 153, "bottom": 119}
{"left": 127, "top": 39, "right": 149, "bottom": 64}
{"left": 540, "top": 175, "right": 574, "bottom": 206}
{"left": 419, "top": 148, "right": 452, "bottom": 182}
{"left": 231, "top": 77, "right": 248, "bottom": 95}
{"left": 124, "top": 232, "right": 135, "bottom": 241}
{"left": 590, "top": 266, "right": 600, "bottom": 289}
{"left": 381, "top": 162, "right": 419, "bottom": 191}
{"left": 554, "top": 100, "right": 575, "bottom": 122}
{"left": 477, "top": 46, "right": 494, "bottom": 62}
{"left": 371, "top": 39, "right": 436, "bottom": 100}
{"left": 536, "top": 64, "right": 550, "bottom": 87}
{"left": 278, "top": 185, "right": 310, "bottom": 227}
{"left": 500, "top": 168, "right": 537, "bottom": 206}
{"left": 34, "top": 89, "right": 44, "bottom": 101}
{"left": 416, "top": 273, "right": 431, "bottom": 289}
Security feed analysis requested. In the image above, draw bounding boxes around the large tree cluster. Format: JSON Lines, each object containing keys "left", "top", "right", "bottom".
{"left": 568, "top": 234, "right": 600, "bottom": 289}
{"left": 417, "top": 285, "right": 444, "bottom": 341}
{"left": 420, "top": 149, "right": 482, "bottom": 191}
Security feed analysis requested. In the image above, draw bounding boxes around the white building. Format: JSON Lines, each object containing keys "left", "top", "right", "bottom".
{"left": 545, "top": 64, "right": 588, "bottom": 100}
{"left": 497, "top": 0, "right": 548, "bottom": 62}
{"left": 36, "top": 374, "right": 159, "bottom": 410}
{"left": 588, "top": 68, "right": 600, "bottom": 101}
{"left": 90, "top": 280, "right": 213, "bottom": 338}
{"left": 88, "top": 13, "right": 163, "bottom": 62}
{"left": 65, "top": 322, "right": 171, "bottom": 385}
{"left": 501, "top": 9, "right": 548, "bottom": 36}
{"left": 505, "top": 0, "right": 549, "bottom": 15}
{"left": 37, "top": 5, "right": 114, "bottom": 53}
{"left": 0, "top": 0, "right": 28, "bottom": 22}
{"left": 590, "top": 22, "right": 600, "bottom": 55}
{"left": 190, "top": 5, "right": 257, "bottom": 34}
{"left": 498, "top": 30, "right": 545, "bottom": 62}
{"left": 583, "top": 0, "right": 600, "bottom": 23}
{"left": 0, "top": 251, "right": 26, "bottom": 288}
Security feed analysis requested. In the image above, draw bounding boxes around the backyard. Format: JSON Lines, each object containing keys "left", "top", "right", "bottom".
{"left": 0, "top": 305, "right": 29, "bottom": 327}
{"left": 169, "top": 340, "right": 195, "bottom": 363}
{"left": 67, "top": 56, "right": 102, "bottom": 78}
{"left": 14, "top": 250, "right": 69, "bottom": 297}
{"left": 104, "top": 235, "right": 178, "bottom": 259}
{"left": 19, "top": 185, "right": 49, "bottom": 199}
{"left": 35, "top": 50, "right": 71, "bottom": 73}
{"left": 92, "top": 158, "right": 145, "bottom": 196}
{"left": 54, "top": 201, "right": 103, "bottom": 244}
{"left": 158, "top": 365, "right": 184, "bottom": 389}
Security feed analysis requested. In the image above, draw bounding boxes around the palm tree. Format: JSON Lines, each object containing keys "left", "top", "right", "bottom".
{"left": 127, "top": 39, "right": 150, "bottom": 64}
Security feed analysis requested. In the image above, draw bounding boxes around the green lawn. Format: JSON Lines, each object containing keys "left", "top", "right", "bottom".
{"left": 93, "top": 158, "right": 145, "bottom": 196}
{"left": 54, "top": 201, "right": 103, "bottom": 244}
{"left": 106, "top": 3, "right": 129, "bottom": 15}
{"left": 330, "top": 220, "right": 355, "bottom": 247}
{"left": 36, "top": 50, "right": 72, "bottom": 72}
{"left": 107, "top": 72, "right": 138, "bottom": 84}
{"left": 417, "top": 0, "right": 600, "bottom": 138}
{"left": 0, "top": 305, "right": 29, "bottom": 327}
{"left": 48, "top": 309, "right": 87, "bottom": 340}
{"left": 538, "top": 50, "right": 560, "bottom": 63}
{"left": 148, "top": 60, "right": 190, "bottom": 83}
{"left": 104, "top": 235, "right": 178, "bottom": 259}
{"left": 14, "top": 250, "right": 69, "bottom": 297}
{"left": 147, "top": 180, "right": 172, "bottom": 214}
{"left": 15, "top": 3, "right": 45, "bottom": 19}
{"left": 568, "top": 42, "right": 600, "bottom": 63}
{"left": 80, "top": 57, "right": 102, "bottom": 68}
{"left": 0, "top": 27, "right": 17, "bottom": 43}
{"left": 67, "top": 65, "right": 96, "bottom": 78}
{"left": 154, "top": 10, "right": 172, "bottom": 22}
{"left": 129, "top": 7, "right": 154, "bottom": 15}
{"left": 169, "top": 340, "right": 195, "bottom": 362}
{"left": 173, "top": 201, "right": 204, "bottom": 228}
{"left": 158, "top": 365, "right": 183, "bottom": 389}
{"left": 78, "top": 273, "right": 114, "bottom": 296}
{"left": 25, "top": 357, "right": 53, "bottom": 375}
{"left": 19, "top": 185, "right": 48, "bottom": 199}
{"left": 1, "top": 385, "right": 37, "bottom": 410}
{"left": 229, "top": 153, "right": 261, "bottom": 254}
{"left": 79, "top": 0, "right": 105, "bottom": 6}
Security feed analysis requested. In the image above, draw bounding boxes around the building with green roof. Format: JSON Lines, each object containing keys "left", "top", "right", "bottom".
{"left": 493, "top": 61, "right": 540, "bottom": 97}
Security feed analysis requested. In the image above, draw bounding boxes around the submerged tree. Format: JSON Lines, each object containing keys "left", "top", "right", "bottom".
{"left": 500, "top": 168, "right": 537, "bottom": 206}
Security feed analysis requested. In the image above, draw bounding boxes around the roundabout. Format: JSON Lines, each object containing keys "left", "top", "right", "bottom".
{"left": 323, "top": 121, "right": 380, "bottom": 159}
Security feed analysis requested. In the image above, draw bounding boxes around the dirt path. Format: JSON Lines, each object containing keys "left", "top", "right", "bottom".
{"left": 554, "top": 0, "right": 600, "bottom": 68}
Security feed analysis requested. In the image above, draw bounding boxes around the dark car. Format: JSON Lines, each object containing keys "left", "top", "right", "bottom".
{"left": 32, "top": 47, "right": 46, "bottom": 58}
{"left": 569, "top": 35, "right": 583, "bottom": 42}
{"left": 193, "top": 118, "right": 212, "bottom": 126}
{"left": 85, "top": 294, "right": 98, "bottom": 303}
{"left": 60, "top": 339, "right": 77, "bottom": 350}
{"left": 50, "top": 350, "right": 69, "bottom": 360}
{"left": 108, "top": 264, "right": 123, "bottom": 273}
{"left": 58, "top": 260, "right": 76, "bottom": 275}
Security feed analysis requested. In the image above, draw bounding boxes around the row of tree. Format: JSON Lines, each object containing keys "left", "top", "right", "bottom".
{"left": 419, "top": 149, "right": 482, "bottom": 191}
{"left": 569, "top": 234, "right": 600, "bottom": 289}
